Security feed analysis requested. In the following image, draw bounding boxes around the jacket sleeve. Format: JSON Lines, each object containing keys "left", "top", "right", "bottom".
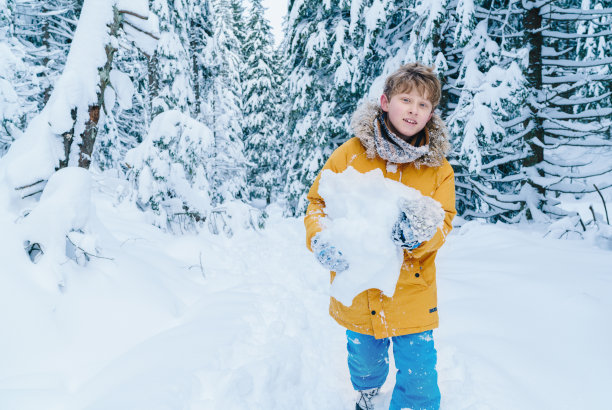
{"left": 406, "top": 161, "right": 456, "bottom": 259}
{"left": 303, "top": 141, "right": 353, "bottom": 252}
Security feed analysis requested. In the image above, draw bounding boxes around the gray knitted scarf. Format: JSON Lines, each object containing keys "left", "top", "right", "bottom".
{"left": 373, "top": 113, "right": 430, "bottom": 164}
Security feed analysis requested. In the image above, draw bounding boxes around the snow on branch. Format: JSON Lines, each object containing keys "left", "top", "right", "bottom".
{"left": 546, "top": 181, "right": 612, "bottom": 194}
{"left": 542, "top": 46, "right": 573, "bottom": 58}
{"left": 462, "top": 178, "right": 524, "bottom": 210}
{"left": 541, "top": 137, "right": 612, "bottom": 148}
{"left": 542, "top": 115, "right": 608, "bottom": 130}
{"left": 480, "top": 153, "right": 530, "bottom": 171}
{"left": 542, "top": 29, "right": 612, "bottom": 39}
{"left": 544, "top": 7, "right": 612, "bottom": 18}
{"left": 118, "top": 7, "right": 160, "bottom": 57}
{"left": 550, "top": 92, "right": 612, "bottom": 106}
{"left": 543, "top": 73, "right": 612, "bottom": 84}
{"left": 540, "top": 108, "right": 612, "bottom": 121}
{"left": 542, "top": 57, "right": 612, "bottom": 68}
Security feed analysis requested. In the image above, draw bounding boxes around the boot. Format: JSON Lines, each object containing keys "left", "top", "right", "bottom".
{"left": 355, "top": 387, "right": 380, "bottom": 410}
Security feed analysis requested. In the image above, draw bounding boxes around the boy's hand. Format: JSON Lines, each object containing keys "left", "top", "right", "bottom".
{"left": 311, "top": 233, "right": 349, "bottom": 272}
{"left": 391, "top": 212, "right": 421, "bottom": 250}
{"left": 392, "top": 197, "right": 443, "bottom": 250}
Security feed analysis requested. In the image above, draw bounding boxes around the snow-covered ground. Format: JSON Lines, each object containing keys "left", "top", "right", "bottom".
{"left": 1, "top": 174, "right": 611, "bottom": 410}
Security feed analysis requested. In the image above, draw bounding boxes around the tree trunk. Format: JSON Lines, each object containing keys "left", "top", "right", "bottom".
{"left": 66, "top": 6, "right": 122, "bottom": 169}
{"left": 523, "top": 4, "right": 546, "bottom": 195}
{"left": 78, "top": 105, "right": 100, "bottom": 168}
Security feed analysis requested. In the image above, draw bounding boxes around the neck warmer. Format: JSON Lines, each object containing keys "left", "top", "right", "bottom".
{"left": 373, "top": 113, "right": 430, "bottom": 164}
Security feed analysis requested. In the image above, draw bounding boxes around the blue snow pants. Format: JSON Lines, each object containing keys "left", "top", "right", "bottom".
{"left": 346, "top": 329, "right": 440, "bottom": 410}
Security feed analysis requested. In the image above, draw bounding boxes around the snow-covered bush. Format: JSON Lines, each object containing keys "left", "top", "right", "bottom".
{"left": 125, "top": 110, "right": 214, "bottom": 231}
{"left": 126, "top": 110, "right": 263, "bottom": 235}
{"left": 206, "top": 200, "right": 266, "bottom": 237}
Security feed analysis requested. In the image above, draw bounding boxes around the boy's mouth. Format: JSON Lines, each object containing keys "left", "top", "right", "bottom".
{"left": 404, "top": 118, "right": 418, "bottom": 125}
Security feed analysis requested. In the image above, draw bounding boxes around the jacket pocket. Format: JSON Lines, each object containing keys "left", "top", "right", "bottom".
{"left": 397, "top": 262, "right": 428, "bottom": 289}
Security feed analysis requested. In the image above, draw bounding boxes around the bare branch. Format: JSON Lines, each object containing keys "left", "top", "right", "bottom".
{"left": 14, "top": 179, "right": 45, "bottom": 191}
{"left": 122, "top": 19, "right": 160, "bottom": 41}
{"left": 66, "top": 235, "right": 115, "bottom": 261}
{"left": 118, "top": 10, "right": 149, "bottom": 20}
{"left": 594, "top": 185, "right": 610, "bottom": 225}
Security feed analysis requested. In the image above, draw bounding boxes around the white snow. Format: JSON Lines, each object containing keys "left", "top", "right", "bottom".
{"left": 109, "top": 69, "right": 134, "bottom": 110}
{"left": 0, "top": 173, "right": 611, "bottom": 409}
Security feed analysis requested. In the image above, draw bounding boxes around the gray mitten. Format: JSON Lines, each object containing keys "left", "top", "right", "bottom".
{"left": 392, "top": 197, "right": 445, "bottom": 248}
{"left": 311, "top": 233, "right": 349, "bottom": 272}
{"left": 391, "top": 213, "right": 420, "bottom": 249}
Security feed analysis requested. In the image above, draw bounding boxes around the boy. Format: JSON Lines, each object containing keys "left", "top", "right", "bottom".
{"left": 304, "top": 63, "right": 456, "bottom": 410}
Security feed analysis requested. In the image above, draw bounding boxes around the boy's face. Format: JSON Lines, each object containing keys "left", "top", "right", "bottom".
{"left": 380, "top": 89, "right": 433, "bottom": 138}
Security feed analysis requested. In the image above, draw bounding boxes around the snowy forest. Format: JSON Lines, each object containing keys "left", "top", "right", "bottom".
{"left": 1, "top": 1, "right": 612, "bottom": 409}
{"left": 1, "top": 0, "right": 611, "bottom": 231}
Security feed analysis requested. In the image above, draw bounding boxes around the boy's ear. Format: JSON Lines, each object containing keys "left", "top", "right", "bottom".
{"left": 380, "top": 94, "right": 389, "bottom": 111}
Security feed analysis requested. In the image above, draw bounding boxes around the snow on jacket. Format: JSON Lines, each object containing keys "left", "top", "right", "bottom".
{"left": 304, "top": 101, "right": 456, "bottom": 339}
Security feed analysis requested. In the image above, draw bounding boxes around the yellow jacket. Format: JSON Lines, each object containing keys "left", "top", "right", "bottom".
{"left": 304, "top": 102, "right": 456, "bottom": 339}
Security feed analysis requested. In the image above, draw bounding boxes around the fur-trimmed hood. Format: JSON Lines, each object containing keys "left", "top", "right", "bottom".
{"left": 350, "top": 101, "right": 451, "bottom": 168}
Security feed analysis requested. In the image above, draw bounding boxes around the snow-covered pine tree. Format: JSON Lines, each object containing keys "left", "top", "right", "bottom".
{"left": 363, "top": 0, "right": 456, "bottom": 104}
{"left": 92, "top": 40, "right": 150, "bottom": 172}
{"left": 558, "top": 0, "right": 612, "bottom": 206}
{"left": 243, "top": 0, "right": 281, "bottom": 205}
{"left": 282, "top": 0, "right": 364, "bottom": 215}
{"left": 201, "top": 0, "right": 247, "bottom": 204}
{"left": 440, "top": 0, "right": 612, "bottom": 222}
{"left": 150, "top": 0, "right": 194, "bottom": 116}
{"left": 516, "top": 0, "right": 612, "bottom": 218}
{"left": 124, "top": 0, "right": 217, "bottom": 229}
{"left": 229, "top": 0, "right": 247, "bottom": 49}
{"left": 574, "top": 1, "right": 612, "bottom": 115}
{"left": 11, "top": 0, "right": 81, "bottom": 109}
{"left": 446, "top": 3, "right": 531, "bottom": 222}
{"left": 188, "top": 0, "right": 215, "bottom": 119}
{"left": 93, "top": 1, "right": 161, "bottom": 172}
{"left": 0, "top": 0, "right": 40, "bottom": 156}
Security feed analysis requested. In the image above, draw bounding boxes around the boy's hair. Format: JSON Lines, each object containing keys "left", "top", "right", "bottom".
{"left": 383, "top": 63, "right": 441, "bottom": 108}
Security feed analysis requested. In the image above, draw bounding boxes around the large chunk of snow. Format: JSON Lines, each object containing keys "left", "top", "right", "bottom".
{"left": 317, "top": 167, "right": 444, "bottom": 306}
